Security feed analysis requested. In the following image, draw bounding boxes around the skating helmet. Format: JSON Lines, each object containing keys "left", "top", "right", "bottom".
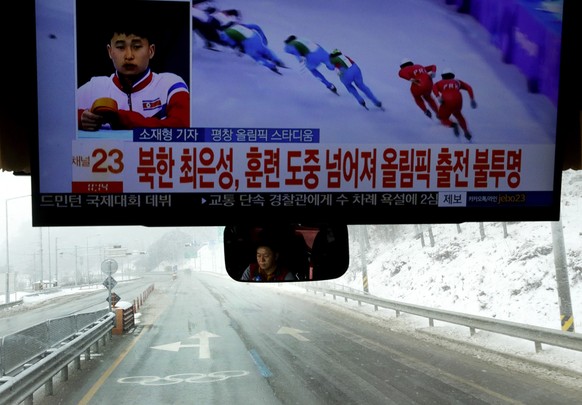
{"left": 224, "top": 9, "right": 241, "bottom": 18}
{"left": 330, "top": 49, "right": 342, "bottom": 58}
{"left": 400, "top": 58, "right": 413, "bottom": 68}
{"left": 284, "top": 35, "right": 297, "bottom": 44}
{"left": 441, "top": 68, "right": 455, "bottom": 79}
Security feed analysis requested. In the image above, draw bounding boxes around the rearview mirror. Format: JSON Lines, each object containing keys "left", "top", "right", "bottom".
{"left": 223, "top": 223, "right": 349, "bottom": 282}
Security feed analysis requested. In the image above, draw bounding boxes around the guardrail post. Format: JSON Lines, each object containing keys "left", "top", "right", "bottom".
{"left": 429, "top": 318, "right": 434, "bottom": 327}
{"left": 45, "top": 377, "right": 53, "bottom": 396}
{"left": 469, "top": 327, "right": 476, "bottom": 336}
{"left": 61, "top": 365, "right": 69, "bottom": 381}
{"left": 535, "top": 341, "right": 543, "bottom": 353}
{"left": 74, "top": 355, "right": 81, "bottom": 370}
{"left": 85, "top": 347, "right": 91, "bottom": 361}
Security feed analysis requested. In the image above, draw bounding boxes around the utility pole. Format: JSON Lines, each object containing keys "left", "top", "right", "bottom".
{"left": 86, "top": 238, "right": 89, "bottom": 285}
{"left": 5, "top": 194, "right": 31, "bottom": 302}
{"left": 48, "top": 229, "right": 52, "bottom": 288}
{"left": 75, "top": 246, "right": 79, "bottom": 286}
{"left": 54, "top": 237, "right": 59, "bottom": 286}
{"left": 359, "top": 225, "right": 369, "bottom": 293}
{"left": 551, "top": 220, "right": 575, "bottom": 332}
{"left": 39, "top": 228, "right": 44, "bottom": 287}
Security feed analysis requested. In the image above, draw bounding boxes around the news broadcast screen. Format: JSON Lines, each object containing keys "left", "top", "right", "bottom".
{"left": 31, "top": 0, "right": 568, "bottom": 226}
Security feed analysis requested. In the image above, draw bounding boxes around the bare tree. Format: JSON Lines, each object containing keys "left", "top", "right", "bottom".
{"left": 416, "top": 224, "right": 425, "bottom": 248}
{"left": 427, "top": 226, "right": 435, "bottom": 247}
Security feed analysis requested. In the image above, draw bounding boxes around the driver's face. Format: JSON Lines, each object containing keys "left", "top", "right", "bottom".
{"left": 256, "top": 246, "right": 276, "bottom": 271}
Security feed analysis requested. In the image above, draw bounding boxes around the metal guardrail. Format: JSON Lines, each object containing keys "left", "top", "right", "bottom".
{"left": 0, "top": 284, "right": 153, "bottom": 404}
{"left": 304, "top": 283, "right": 582, "bottom": 354}
{"left": 0, "top": 300, "right": 24, "bottom": 311}
{"left": 0, "top": 311, "right": 115, "bottom": 405}
{"left": 0, "top": 309, "right": 110, "bottom": 377}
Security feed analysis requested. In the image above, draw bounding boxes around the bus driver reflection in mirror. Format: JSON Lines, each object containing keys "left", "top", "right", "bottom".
{"left": 240, "top": 241, "right": 296, "bottom": 282}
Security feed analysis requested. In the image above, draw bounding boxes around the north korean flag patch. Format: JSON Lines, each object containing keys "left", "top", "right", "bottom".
{"left": 143, "top": 98, "right": 162, "bottom": 110}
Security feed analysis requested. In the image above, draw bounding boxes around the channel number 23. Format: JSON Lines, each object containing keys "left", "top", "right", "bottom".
{"left": 92, "top": 147, "right": 124, "bottom": 174}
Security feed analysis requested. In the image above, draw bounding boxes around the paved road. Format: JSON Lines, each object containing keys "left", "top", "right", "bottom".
{"left": 32, "top": 271, "right": 582, "bottom": 404}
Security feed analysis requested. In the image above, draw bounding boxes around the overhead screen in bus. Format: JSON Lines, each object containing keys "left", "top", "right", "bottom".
{"left": 30, "top": 0, "right": 571, "bottom": 226}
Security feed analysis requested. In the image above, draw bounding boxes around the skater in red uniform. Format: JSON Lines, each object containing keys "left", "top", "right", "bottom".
{"left": 398, "top": 58, "right": 439, "bottom": 119}
{"left": 432, "top": 68, "right": 477, "bottom": 140}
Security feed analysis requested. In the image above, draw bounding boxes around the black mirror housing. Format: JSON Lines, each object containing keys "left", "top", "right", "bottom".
{"left": 223, "top": 223, "right": 349, "bottom": 282}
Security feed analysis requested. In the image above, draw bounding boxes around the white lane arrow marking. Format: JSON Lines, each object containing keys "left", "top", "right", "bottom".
{"left": 277, "top": 327, "right": 310, "bottom": 341}
{"left": 150, "top": 331, "right": 220, "bottom": 359}
{"left": 151, "top": 342, "right": 196, "bottom": 352}
{"left": 189, "top": 331, "right": 221, "bottom": 359}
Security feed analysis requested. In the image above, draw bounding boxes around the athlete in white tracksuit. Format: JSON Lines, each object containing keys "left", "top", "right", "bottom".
{"left": 77, "top": 24, "right": 189, "bottom": 131}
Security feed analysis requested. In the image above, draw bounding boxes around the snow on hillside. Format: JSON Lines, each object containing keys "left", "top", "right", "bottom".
{"left": 340, "top": 169, "right": 582, "bottom": 332}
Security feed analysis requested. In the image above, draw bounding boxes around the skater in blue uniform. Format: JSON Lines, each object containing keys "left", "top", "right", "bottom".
{"left": 329, "top": 49, "right": 383, "bottom": 110}
{"left": 283, "top": 35, "right": 337, "bottom": 94}
{"left": 219, "top": 23, "right": 285, "bottom": 74}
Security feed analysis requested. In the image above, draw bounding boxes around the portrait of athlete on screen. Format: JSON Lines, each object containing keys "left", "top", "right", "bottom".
{"left": 77, "top": 8, "right": 190, "bottom": 132}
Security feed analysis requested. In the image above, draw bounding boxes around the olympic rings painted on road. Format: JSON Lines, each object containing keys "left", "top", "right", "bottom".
{"left": 117, "top": 370, "right": 249, "bottom": 385}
